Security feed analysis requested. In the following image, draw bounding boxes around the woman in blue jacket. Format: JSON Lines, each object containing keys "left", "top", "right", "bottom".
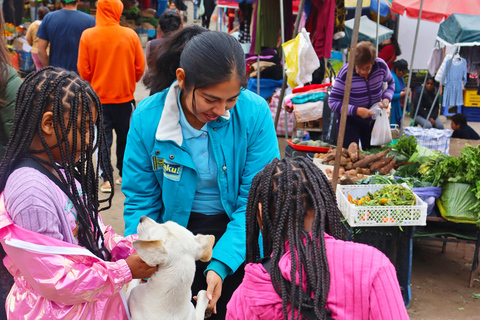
{"left": 390, "top": 59, "right": 409, "bottom": 126}
{"left": 122, "top": 26, "right": 280, "bottom": 318}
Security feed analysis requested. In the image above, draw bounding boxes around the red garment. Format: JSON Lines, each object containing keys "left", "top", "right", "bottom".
{"left": 378, "top": 44, "right": 396, "bottom": 70}
{"left": 305, "top": 0, "right": 335, "bottom": 59}
{"left": 292, "top": 83, "right": 332, "bottom": 94}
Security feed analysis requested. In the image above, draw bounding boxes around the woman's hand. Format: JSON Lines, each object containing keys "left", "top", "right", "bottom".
{"left": 400, "top": 91, "right": 406, "bottom": 99}
{"left": 357, "top": 107, "right": 374, "bottom": 119}
{"left": 125, "top": 253, "right": 158, "bottom": 279}
{"left": 381, "top": 98, "right": 390, "bottom": 108}
{"left": 206, "top": 270, "right": 223, "bottom": 314}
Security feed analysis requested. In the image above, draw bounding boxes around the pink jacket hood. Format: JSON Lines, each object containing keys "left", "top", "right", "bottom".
{"left": 0, "top": 193, "right": 136, "bottom": 319}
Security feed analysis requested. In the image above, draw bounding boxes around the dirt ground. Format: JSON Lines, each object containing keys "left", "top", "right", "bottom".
{"left": 99, "top": 4, "right": 480, "bottom": 317}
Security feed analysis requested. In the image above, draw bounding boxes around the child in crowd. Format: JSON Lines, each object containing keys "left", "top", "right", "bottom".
{"left": 227, "top": 157, "right": 409, "bottom": 319}
{"left": 451, "top": 113, "right": 480, "bottom": 140}
{"left": 0, "top": 67, "right": 157, "bottom": 319}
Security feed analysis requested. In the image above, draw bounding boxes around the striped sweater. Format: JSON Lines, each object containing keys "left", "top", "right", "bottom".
{"left": 329, "top": 58, "right": 395, "bottom": 116}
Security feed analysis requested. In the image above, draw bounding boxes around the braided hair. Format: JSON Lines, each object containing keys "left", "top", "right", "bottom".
{"left": 0, "top": 67, "right": 114, "bottom": 260}
{"left": 246, "top": 157, "right": 343, "bottom": 319}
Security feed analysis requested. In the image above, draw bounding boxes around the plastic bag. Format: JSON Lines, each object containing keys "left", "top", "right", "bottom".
{"left": 437, "top": 183, "right": 479, "bottom": 224}
{"left": 370, "top": 104, "right": 392, "bottom": 146}
{"left": 197, "top": 0, "right": 205, "bottom": 17}
{"left": 412, "top": 187, "right": 442, "bottom": 216}
{"left": 282, "top": 28, "right": 320, "bottom": 88}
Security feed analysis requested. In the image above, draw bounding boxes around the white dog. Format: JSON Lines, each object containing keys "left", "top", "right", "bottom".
{"left": 126, "top": 216, "right": 215, "bottom": 320}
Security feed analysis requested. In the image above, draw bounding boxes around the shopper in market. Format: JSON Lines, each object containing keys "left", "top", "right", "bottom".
{"left": 227, "top": 157, "right": 409, "bottom": 320}
{"left": 145, "top": 10, "right": 183, "bottom": 69}
{"left": 26, "top": 6, "right": 50, "bottom": 71}
{"left": 329, "top": 41, "right": 395, "bottom": 149}
{"left": 122, "top": 27, "right": 280, "bottom": 319}
{"left": 37, "top": 0, "right": 95, "bottom": 73}
{"left": 78, "top": 0, "right": 145, "bottom": 193}
{"left": 390, "top": 59, "right": 409, "bottom": 126}
{"left": 451, "top": 113, "right": 480, "bottom": 140}
{"left": 413, "top": 75, "right": 444, "bottom": 129}
{"left": 0, "top": 8, "right": 22, "bottom": 318}
{"left": 378, "top": 35, "right": 402, "bottom": 70}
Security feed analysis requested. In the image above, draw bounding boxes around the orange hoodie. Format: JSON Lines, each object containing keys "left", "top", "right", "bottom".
{"left": 78, "top": 0, "right": 145, "bottom": 104}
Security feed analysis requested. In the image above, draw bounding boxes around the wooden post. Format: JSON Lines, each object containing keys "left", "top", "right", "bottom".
{"left": 331, "top": 0, "right": 364, "bottom": 191}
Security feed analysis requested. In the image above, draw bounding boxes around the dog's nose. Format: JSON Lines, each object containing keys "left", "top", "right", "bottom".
{"left": 140, "top": 216, "right": 148, "bottom": 223}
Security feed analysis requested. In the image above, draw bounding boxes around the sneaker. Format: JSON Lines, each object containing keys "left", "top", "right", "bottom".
{"left": 100, "top": 181, "right": 112, "bottom": 193}
{"left": 115, "top": 177, "right": 122, "bottom": 185}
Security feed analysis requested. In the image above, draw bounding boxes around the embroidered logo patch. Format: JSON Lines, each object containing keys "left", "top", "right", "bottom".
{"left": 163, "top": 162, "right": 183, "bottom": 181}
{"left": 152, "top": 156, "right": 164, "bottom": 171}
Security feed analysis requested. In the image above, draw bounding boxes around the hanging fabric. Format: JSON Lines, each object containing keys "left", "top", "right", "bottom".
{"left": 435, "top": 54, "right": 452, "bottom": 83}
{"left": 460, "top": 46, "right": 480, "bottom": 74}
{"left": 305, "top": 0, "right": 336, "bottom": 59}
{"left": 442, "top": 57, "right": 468, "bottom": 107}
{"left": 427, "top": 46, "right": 444, "bottom": 76}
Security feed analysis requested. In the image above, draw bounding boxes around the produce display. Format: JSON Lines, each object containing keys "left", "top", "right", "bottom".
{"left": 291, "top": 138, "right": 331, "bottom": 148}
{"left": 314, "top": 142, "right": 397, "bottom": 184}
{"left": 348, "top": 185, "right": 416, "bottom": 206}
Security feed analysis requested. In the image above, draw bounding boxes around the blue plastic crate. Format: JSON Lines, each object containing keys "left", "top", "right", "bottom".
{"left": 463, "top": 106, "right": 480, "bottom": 122}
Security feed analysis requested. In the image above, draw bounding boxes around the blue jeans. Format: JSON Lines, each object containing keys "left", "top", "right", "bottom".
{"left": 193, "top": 2, "right": 198, "bottom": 19}
{"left": 415, "top": 116, "right": 444, "bottom": 129}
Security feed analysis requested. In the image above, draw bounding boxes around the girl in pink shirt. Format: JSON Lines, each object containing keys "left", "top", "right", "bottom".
{"left": 227, "top": 157, "right": 409, "bottom": 320}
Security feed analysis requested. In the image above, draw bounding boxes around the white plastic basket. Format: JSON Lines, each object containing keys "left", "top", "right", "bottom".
{"left": 336, "top": 184, "right": 427, "bottom": 227}
{"left": 312, "top": 158, "right": 334, "bottom": 178}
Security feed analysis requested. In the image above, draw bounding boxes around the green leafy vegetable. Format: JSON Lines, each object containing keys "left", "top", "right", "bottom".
{"left": 394, "top": 135, "right": 418, "bottom": 159}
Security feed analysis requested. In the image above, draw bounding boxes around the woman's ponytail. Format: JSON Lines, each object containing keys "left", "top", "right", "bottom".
{"left": 143, "top": 25, "right": 208, "bottom": 94}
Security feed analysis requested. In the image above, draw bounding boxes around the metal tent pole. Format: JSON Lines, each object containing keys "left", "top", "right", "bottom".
{"left": 331, "top": 0, "right": 363, "bottom": 191}
{"left": 399, "top": 0, "right": 424, "bottom": 136}
{"left": 423, "top": 47, "right": 459, "bottom": 127}
{"left": 279, "top": 0, "right": 289, "bottom": 139}
{"left": 411, "top": 73, "right": 428, "bottom": 125}
{"left": 274, "top": 0, "right": 306, "bottom": 131}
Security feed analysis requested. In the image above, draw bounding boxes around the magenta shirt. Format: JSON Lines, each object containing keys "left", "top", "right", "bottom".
{"left": 227, "top": 233, "right": 409, "bottom": 319}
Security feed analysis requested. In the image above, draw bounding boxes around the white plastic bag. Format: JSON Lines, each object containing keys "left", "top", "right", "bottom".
{"left": 370, "top": 104, "right": 392, "bottom": 146}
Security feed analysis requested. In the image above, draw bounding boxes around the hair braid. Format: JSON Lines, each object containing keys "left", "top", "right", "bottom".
{"left": 0, "top": 67, "right": 113, "bottom": 261}
{"left": 245, "top": 157, "right": 343, "bottom": 319}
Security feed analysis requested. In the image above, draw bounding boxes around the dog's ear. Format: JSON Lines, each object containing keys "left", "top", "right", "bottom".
{"left": 194, "top": 234, "right": 215, "bottom": 262}
{"left": 132, "top": 239, "right": 165, "bottom": 253}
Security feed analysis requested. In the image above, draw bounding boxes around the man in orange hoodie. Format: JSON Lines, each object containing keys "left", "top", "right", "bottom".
{"left": 78, "top": 0, "right": 145, "bottom": 193}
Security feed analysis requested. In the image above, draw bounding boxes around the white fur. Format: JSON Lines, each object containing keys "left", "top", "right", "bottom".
{"left": 126, "top": 217, "right": 215, "bottom": 320}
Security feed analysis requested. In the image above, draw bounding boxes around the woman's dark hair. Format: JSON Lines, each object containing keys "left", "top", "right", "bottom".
{"left": 391, "top": 35, "right": 402, "bottom": 56}
{"left": 426, "top": 74, "right": 437, "bottom": 86}
{"left": 246, "top": 157, "right": 343, "bottom": 319}
{"left": 144, "top": 25, "right": 207, "bottom": 94}
{"left": 158, "top": 10, "right": 182, "bottom": 35}
{"left": 354, "top": 41, "right": 376, "bottom": 66}
{"left": 0, "top": 8, "right": 12, "bottom": 102}
{"left": 38, "top": 6, "right": 50, "bottom": 21}
{"left": 0, "top": 67, "right": 114, "bottom": 261}
{"left": 451, "top": 113, "right": 467, "bottom": 127}
{"left": 144, "top": 26, "right": 248, "bottom": 94}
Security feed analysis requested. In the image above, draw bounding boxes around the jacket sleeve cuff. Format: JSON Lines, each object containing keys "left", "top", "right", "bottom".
{"left": 205, "top": 259, "right": 231, "bottom": 282}
{"left": 350, "top": 105, "right": 359, "bottom": 116}
{"left": 117, "top": 259, "right": 133, "bottom": 285}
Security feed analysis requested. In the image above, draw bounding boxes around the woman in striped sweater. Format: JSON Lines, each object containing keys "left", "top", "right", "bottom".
{"left": 329, "top": 41, "right": 395, "bottom": 149}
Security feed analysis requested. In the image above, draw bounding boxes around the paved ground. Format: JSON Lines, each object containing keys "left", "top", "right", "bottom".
{"left": 99, "top": 3, "right": 480, "bottom": 317}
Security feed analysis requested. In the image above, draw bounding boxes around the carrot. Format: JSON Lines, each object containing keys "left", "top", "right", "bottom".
{"left": 347, "top": 142, "right": 359, "bottom": 162}
{"left": 369, "top": 155, "right": 395, "bottom": 172}
{"left": 379, "top": 160, "right": 396, "bottom": 175}
{"left": 353, "top": 148, "right": 392, "bottom": 169}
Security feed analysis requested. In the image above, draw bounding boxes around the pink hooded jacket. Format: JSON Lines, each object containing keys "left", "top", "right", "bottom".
{"left": 0, "top": 193, "right": 136, "bottom": 319}
{"left": 227, "top": 233, "right": 409, "bottom": 320}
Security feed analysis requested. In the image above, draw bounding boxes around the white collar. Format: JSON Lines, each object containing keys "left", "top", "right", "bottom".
{"left": 155, "top": 81, "right": 231, "bottom": 145}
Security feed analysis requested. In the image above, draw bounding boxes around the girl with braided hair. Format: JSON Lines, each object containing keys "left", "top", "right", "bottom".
{"left": 0, "top": 67, "right": 157, "bottom": 319}
{"left": 227, "top": 157, "right": 409, "bottom": 320}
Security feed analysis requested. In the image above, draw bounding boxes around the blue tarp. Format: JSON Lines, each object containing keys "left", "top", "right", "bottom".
{"left": 437, "top": 13, "right": 480, "bottom": 46}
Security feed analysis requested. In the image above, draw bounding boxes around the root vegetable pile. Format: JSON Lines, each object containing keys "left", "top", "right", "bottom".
{"left": 314, "top": 143, "right": 397, "bottom": 184}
